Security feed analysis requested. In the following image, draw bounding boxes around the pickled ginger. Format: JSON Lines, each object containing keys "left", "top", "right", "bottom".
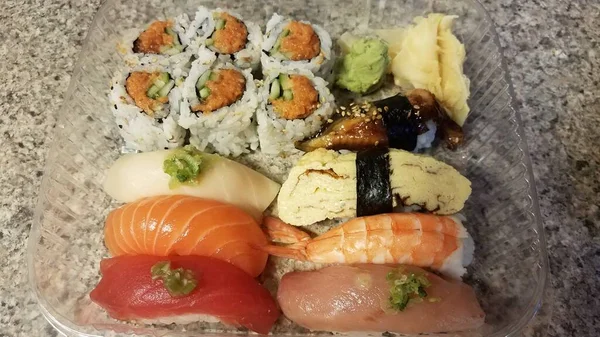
{"left": 390, "top": 14, "right": 471, "bottom": 126}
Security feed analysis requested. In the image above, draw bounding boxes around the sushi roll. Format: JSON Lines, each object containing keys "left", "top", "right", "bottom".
{"left": 185, "top": 7, "right": 262, "bottom": 69}
{"left": 178, "top": 49, "right": 258, "bottom": 157}
{"left": 117, "top": 17, "right": 192, "bottom": 73}
{"left": 109, "top": 64, "right": 186, "bottom": 152}
{"left": 262, "top": 14, "right": 333, "bottom": 77}
{"left": 257, "top": 67, "right": 335, "bottom": 156}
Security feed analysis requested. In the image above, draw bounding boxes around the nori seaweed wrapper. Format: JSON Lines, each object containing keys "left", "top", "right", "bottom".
{"left": 356, "top": 148, "right": 393, "bottom": 216}
{"left": 375, "top": 95, "right": 422, "bottom": 151}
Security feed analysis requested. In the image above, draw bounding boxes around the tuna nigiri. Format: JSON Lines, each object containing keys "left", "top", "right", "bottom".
{"left": 90, "top": 255, "right": 280, "bottom": 334}
{"left": 104, "top": 195, "right": 268, "bottom": 277}
{"left": 103, "top": 146, "right": 280, "bottom": 220}
{"left": 277, "top": 264, "right": 485, "bottom": 334}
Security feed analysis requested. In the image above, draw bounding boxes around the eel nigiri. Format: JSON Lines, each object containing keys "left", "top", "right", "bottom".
{"left": 103, "top": 146, "right": 280, "bottom": 220}
{"left": 277, "top": 264, "right": 485, "bottom": 334}
{"left": 90, "top": 255, "right": 280, "bottom": 334}
{"left": 104, "top": 195, "right": 268, "bottom": 277}
{"left": 262, "top": 213, "right": 473, "bottom": 279}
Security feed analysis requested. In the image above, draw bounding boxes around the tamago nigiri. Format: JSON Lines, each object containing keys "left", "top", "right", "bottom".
{"left": 103, "top": 146, "right": 280, "bottom": 221}
{"left": 104, "top": 195, "right": 268, "bottom": 277}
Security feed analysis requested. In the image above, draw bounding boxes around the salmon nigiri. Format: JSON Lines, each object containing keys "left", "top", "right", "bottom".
{"left": 104, "top": 195, "right": 268, "bottom": 277}
{"left": 90, "top": 255, "right": 280, "bottom": 334}
{"left": 277, "top": 264, "right": 485, "bottom": 334}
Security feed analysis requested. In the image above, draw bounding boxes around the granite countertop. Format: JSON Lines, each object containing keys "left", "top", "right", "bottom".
{"left": 0, "top": 0, "right": 598, "bottom": 336}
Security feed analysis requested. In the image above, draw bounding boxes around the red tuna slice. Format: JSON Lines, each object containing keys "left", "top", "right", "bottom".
{"left": 90, "top": 255, "right": 280, "bottom": 334}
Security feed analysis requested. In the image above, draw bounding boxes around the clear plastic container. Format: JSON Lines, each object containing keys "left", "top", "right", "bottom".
{"left": 27, "top": 0, "right": 549, "bottom": 336}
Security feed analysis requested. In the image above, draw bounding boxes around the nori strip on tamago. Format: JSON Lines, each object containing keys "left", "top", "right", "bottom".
{"left": 375, "top": 95, "right": 420, "bottom": 151}
{"left": 356, "top": 148, "right": 393, "bottom": 216}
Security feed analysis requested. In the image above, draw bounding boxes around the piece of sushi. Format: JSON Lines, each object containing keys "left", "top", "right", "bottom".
{"left": 90, "top": 255, "right": 280, "bottom": 334}
{"left": 183, "top": 7, "right": 262, "bottom": 69}
{"left": 103, "top": 146, "right": 280, "bottom": 221}
{"left": 256, "top": 66, "right": 335, "bottom": 155}
{"left": 109, "top": 65, "right": 186, "bottom": 151}
{"left": 277, "top": 264, "right": 485, "bottom": 333}
{"left": 178, "top": 49, "right": 258, "bottom": 157}
{"left": 276, "top": 148, "right": 472, "bottom": 226}
{"left": 262, "top": 14, "right": 333, "bottom": 77}
{"left": 296, "top": 89, "right": 464, "bottom": 153}
{"left": 104, "top": 195, "right": 268, "bottom": 277}
{"left": 117, "top": 18, "right": 192, "bottom": 72}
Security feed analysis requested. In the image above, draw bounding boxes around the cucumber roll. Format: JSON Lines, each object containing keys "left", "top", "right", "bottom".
{"left": 117, "top": 18, "right": 192, "bottom": 75}
{"left": 185, "top": 7, "right": 262, "bottom": 70}
{"left": 178, "top": 48, "right": 258, "bottom": 157}
{"left": 256, "top": 66, "right": 335, "bottom": 156}
{"left": 262, "top": 14, "right": 333, "bottom": 77}
{"left": 109, "top": 65, "right": 186, "bottom": 152}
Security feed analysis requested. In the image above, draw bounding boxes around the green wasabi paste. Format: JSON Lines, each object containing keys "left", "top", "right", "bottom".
{"left": 387, "top": 268, "right": 432, "bottom": 311}
{"left": 335, "top": 38, "right": 390, "bottom": 95}
{"left": 163, "top": 145, "right": 208, "bottom": 188}
{"left": 151, "top": 261, "right": 198, "bottom": 297}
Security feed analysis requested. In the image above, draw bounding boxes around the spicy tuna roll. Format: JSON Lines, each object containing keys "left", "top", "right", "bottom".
{"left": 118, "top": 18, "right": 192, "bottom": 74}
{"left": 178, "top": 49, "right": 258, "bottom": 157}
{"left": 184, "top": 7, "right": 262, "bottom": 69}
{"left": 262, "top": 14, "right": 333, "bottom": 77}
{"left": 257, "top": 67, "right": 335, "bottom": 155}
{"left": 109, "top": 65, "right": 186, "bottom": 152}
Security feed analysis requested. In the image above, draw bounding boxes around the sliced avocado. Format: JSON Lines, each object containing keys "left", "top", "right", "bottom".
{"left": 196, "top": 71, "right": 212, "bottom": 91}
{"left": 279, "top": 74, "right": 292, "bottom": 90}
{"left": 269, "top": 79, "right": 281, "bottom": 99}
{"left": 283, "top": 89, "right": 293, "bottom": 101}
{"left": 147, "top": 85, "right": 160, "bottom": 99}
{"left": 199, "top": 87, "right": 211, "bottom": 99}
{"left": 153, "top": 73, "right": 170, "bottom": 88}
{"left": 270, "top": 29, "right": 289, "bottom": 54}
{"left": 215, "top": 19, "right": 226, "bottom": 30}
{"left": 158, "top": 80, "right": 175, "bottom": 97}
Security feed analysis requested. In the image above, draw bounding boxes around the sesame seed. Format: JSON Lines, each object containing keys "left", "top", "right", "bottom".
{"left": 327, "top": 119, "right": 333, "bottom": 123}
{"left": 341, "top": 106, "right": 346, "bottom": 110}
{"left": 375, "top": 141, "right": 379, "bottom": 146}
{"left": 414, "top": 105, "right": 420, "bottom": 109}
{"left": 377, "top": 108, "right": 382, "bottom": 112}
{"left": 366, "top": 118, "right": 371, "bottom": 122}
{"left": 384, "top": 106, "right": 389, "bottom": 112}
{"left": 376, "top": 115, "right": 383, "bottom": 119}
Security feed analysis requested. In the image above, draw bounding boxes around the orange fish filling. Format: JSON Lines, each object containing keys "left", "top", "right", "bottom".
{"left": 133, "top": 21, "right": 175, "bottom": 54}
{"left": 271, "top": 75, "right": 319, "bottom": 120}
{"left": 280, "top": 21, "right": 321, "bottom": 61}
{"left": 192, "top": 69, "right": 246, "bottom": 113}
{"left": 125, "top": 72, "right": 168, "bottom": 116}
{"left": 212, "top": 13, "right": 248, "bottom": 54}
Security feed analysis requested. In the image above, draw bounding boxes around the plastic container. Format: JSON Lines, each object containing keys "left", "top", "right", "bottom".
{"left": 27, "top": 0, "right": 549, "bottom": 336}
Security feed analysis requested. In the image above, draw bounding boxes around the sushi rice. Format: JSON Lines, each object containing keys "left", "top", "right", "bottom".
{"left": 117, "top": 15, "right": 193, "bottom": 73}
{"left": 178, "top": 48, "right": 259, "bottom": 157}
{"left": 261, "top": 14, "right": 333, "bottom": 77}
{"left": 109, "top": 64, "right": 186, "bottom": 152}
{"left": 185, "top": 7, "right": 262, "bottom": 69}
{"left": 257, "top": 66, "right": 335, "bottom": 156}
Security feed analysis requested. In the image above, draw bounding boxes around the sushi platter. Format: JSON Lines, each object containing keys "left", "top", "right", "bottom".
{"left": 29, "top": 1, "right": 548, "bottom": 336}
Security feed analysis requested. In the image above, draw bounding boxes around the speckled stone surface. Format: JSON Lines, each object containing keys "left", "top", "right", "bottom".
{"left": 0, "top": 0, "right": 598, "bottom": 336}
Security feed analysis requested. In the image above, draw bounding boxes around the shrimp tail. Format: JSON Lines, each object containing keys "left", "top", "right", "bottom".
{"left": 262, "top": 216, "right": 311, "bottom": 244}
{"left": 261, "top": 242, "right": 310, "bottom": 261}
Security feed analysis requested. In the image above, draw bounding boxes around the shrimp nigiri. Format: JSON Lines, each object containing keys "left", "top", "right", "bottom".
{"left": 277, "top": 264, "right": 485, "bottom": 333}
{"left": 262, "top": 213, "right": 473, "bottom": 278}
{"left": 104, "top": 195, "right": 268, "bottom": 277}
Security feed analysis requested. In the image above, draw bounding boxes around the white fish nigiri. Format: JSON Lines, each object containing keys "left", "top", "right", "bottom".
{"left": 103, "top": 146, "right": 280, "bottom": 220}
